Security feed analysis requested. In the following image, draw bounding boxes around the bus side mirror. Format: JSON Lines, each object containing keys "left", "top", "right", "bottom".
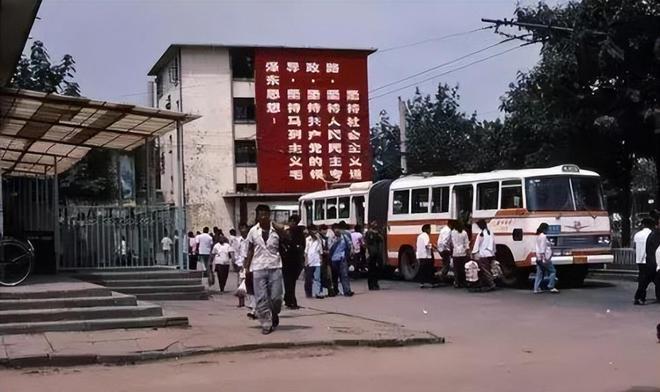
{"left": 512, "top": 229, "right": 523, "bottom": 241}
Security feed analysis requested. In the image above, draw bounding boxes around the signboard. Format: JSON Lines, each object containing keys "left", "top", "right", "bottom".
{"left": 255, "top": 48, "right": 372, "bottom": 193}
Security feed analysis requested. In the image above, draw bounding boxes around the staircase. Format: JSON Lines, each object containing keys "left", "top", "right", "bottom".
{"left": 0, "top": 278, "right": 189, "bottom": 335}
{"left": 74, "top": 268, "right": 209, "bottom": 300}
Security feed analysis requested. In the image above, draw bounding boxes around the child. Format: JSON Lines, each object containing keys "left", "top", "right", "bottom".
{"left": 465, "top": 259, "right": 480, "bottom": 292}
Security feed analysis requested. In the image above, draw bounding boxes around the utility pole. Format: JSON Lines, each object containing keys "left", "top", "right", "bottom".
{"left": 481, "top": 18, "right": 607, "bottom": 36}
{"left": 398, "top": 96, "right": 407, "bottom": 175}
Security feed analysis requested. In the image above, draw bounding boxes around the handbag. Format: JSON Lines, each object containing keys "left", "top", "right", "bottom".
{"left": 235, "top": 279, "right": 247, "bottom": 298}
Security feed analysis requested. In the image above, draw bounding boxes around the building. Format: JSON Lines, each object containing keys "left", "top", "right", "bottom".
{"left": 148, "top": 44, "right": 375, "bottom": 230}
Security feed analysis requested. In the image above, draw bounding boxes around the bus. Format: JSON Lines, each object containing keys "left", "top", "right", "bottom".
{"left": 299, "top": 165, "right": 613, "bottom": 287}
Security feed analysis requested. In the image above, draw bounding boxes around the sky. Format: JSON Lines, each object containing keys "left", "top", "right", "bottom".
{"left": 28, "top": 0, "right": 559, "bottom": 125}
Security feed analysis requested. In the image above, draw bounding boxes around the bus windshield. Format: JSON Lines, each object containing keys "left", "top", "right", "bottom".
{"left": 525, "top": 176, "right": 605, "bottom": 211}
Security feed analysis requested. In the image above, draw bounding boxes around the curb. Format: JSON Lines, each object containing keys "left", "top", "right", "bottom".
{"left": 0, "top": 334, "right": 445, "bottom": 369}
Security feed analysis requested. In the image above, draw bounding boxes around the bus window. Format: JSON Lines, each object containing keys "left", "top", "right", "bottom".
{"left": 314, "top": 199, "right": 325, "bottom": 221}
{"left": 431, "top": 186, "right": 449, "bottom": 213}
{"left": 477, "top": 182, "right": 499, "bottom": 210}
{"left": 353, "top": 196, "right": 365, "bottom": 226}
{"left": 453, "top": 185, "right": 473, "bottom": 223}
{"left": 304, "top": 201, "right": 313, "bottom": 226}
{"left": 327, "top": 198, "right": 338, "bottom": 219}
{"left": 392, "top": 190, "right": 410, "bottom": 215}
{"left": 338, "top": 197, "right": 350, "bottom": 219}
{"left": 500, "top": 180, "right": 523, "bottom": 209}
{"left": 411, "top": 188, "right": 430, "bottom": 214}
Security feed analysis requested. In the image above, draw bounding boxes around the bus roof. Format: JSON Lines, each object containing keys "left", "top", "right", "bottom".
{"left": 390, "top": 165, "right": 599, "bottom": 190}
{"left": 299, "top": 181, "right": 372, "bottom": 201}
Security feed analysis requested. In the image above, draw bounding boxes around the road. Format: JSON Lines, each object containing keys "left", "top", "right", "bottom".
{"left": 2, "top": 279, "right": 660, "bottom": 392}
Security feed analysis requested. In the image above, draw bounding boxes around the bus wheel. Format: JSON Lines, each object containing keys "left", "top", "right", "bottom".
{"left": 496, "top": 246, "right": 529, "bottom": 288}
{"left": 399, "top": 248, "right": 420, "bottom": 281}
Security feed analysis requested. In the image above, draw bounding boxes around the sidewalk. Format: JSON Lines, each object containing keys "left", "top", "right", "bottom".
{"left": 0, "top": 286, "right": 443, "bottom": 368}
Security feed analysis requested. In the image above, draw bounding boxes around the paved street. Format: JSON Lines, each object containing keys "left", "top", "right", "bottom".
{"left": 2, "top": 278, "right": 660, "bottom": 391}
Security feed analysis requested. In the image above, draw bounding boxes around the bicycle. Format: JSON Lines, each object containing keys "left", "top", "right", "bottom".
{"left": 0, "top": 237, "right": 35, "bottom": 286}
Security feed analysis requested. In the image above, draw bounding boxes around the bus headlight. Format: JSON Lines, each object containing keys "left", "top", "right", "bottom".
{"left": 597, "top": 236, "right": 611, "bottom": 245}
{"left": 553, "top": 250, "right": 562, "bottom": 256}
{"left": 562, "top": 249, "right": 573, "bottom": 256}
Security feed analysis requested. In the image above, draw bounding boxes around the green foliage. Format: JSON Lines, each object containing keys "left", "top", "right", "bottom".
{"left": 11, "top": 41, "right": 81, "bottom": 96}
{"left": 370, "top": 110, "right": 402, "bottom": 180}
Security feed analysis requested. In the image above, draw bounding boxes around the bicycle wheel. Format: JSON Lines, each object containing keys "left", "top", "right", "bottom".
{"left": 0, "top": 239, "right": 34, "bottom": 286}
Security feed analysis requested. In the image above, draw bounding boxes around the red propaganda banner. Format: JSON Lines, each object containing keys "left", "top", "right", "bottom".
{"left": 254, "top": 48, "right": 372, "bottom": 193}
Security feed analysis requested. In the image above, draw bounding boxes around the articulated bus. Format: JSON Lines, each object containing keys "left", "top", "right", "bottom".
{"left": 299, "top": 165, "right": 613, "bottom": 287}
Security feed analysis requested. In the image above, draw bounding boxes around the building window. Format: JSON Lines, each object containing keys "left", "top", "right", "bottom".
{"left": 231, "top": 48, "right": 255, "bottom": 79}
{"left": 168, "top": 56, "right": 179, "bottom": 85}
{"left": 501, "top": 180, "right": 523, "bottom": 209}
{"left": 234, "top": 98, "right": 255, "bottom": 122}
{"left": 431, "top": 186, "right": 449, "bottom": 213}
{"left": 477, "top": 182, "right": 499, "bottom": 210}
{"left": 235, "top": 140, "right": 256, "bottom": 166}
{"left": 392, "top": 190, "right": 410, "bottom": 215}
{"left": 411, "top": 188, "right": 430, "bottom": 214}
{"left": 236, "top": 183, "right": 257, "bottom": 193}
{"left": 156, "top": 79, "right": 163, "bottom": 100}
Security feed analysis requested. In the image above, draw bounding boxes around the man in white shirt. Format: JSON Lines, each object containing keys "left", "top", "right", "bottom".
{"left": 634, "top": 218, "right": 656, "bottom": 305}
{"left": 304, "top": 225, "right": 324, "bottom": 299}
{"left": 416, "top": 224, "right": 434, "bottom": 285}
{"left": 235, "top": 223, "right": 254, "bottom": 312}
{"left": 195, "top": 227, "right": 214, "bottom": 285}
{"left": 161, "top": 230, "right": 173, "bottom": 265}
{"left": 229, "top": 229, "right": 240, "bottom": 268}
{"left": 436, "top": 221, "right": 454, "bottom": 282}
{"left": 244, "top": 205, "right": 286, "bottom": 335}
{"left": 472, "top": 219, "right": 496, "bottom": 292}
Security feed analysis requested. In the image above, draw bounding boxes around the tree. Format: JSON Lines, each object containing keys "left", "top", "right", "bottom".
{"left": 10, "top": 41, "right": 117, "bottom": 202}
{"left": 370, "top": 110, "right": 402, "bottom": 180}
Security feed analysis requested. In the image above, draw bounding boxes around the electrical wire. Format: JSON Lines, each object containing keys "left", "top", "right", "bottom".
{"left": 375, "top": 26, "right": 493, "bottom": 54}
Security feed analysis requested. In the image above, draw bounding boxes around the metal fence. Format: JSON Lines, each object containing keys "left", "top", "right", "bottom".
{"left": 610, "top": 248, "right": 636, "bottom": 269}
{"left": 58, "top": 205, "right": 185, "bottom": 270}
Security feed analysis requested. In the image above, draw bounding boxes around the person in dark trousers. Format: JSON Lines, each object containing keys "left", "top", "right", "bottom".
{"left": 319, "top": 224, "right": 335, "bottom": 297}
{"left": 282, "top": 215, "right": 305, "bottom": 309}
{"left": 364, "top": 221, "right": 384, "bottom": 290}
{"left": 639, "top": 215, "right": 660, "bottom": 304}
{"left": 329, "top": 221, "right": 354, "bottom": 296}
{"left": 634, "top": 218, "right": 656, "bottom": 305}
{"left": 187, "top": 231, "right": 197, "bottom": 270}
{"left": 472, "top": 219, "right": 496, "bottom": 292}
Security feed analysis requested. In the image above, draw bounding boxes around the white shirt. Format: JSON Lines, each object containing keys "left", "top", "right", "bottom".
{"left": 229, "top": 235, "right": 241, "bottom": 254}
{"left": 472, "top": 229, "right": 495, "bottom": 258}
{"left": 535, "top": 233, "right": 552, "bottom": 262}
{"left": 655, "top": 246, "right": 660, "bottom": 271}
{"left": 246, "top": 223, "right": 282, "bottom": 271}
{"left": 451, "top": 230, "right": 469, "bottom": 257}
{"left": 189, "top": 237, "right": 198, "bottom": 255}
{"left": 234, "top": 236, "right": 249, "bottom": 268}
{"left": 634, "top": 228, "right": 652, "bottom": 264}
{"left": 351, "top": 232, "right": 364, "bottom": 252}
{"left": 212, "top": 243, "right": 233, "bottom": 266}
{"left": 161, "top": 236, "right": 173, "bottom": 251}
{"left": 437, "top": 226, "right": 452, "bottom": 252}
{"left": 195, "top": 233, "right": 214, "bottom": 255}
{"left": 416, "top": 232, "right": 432, "bottom": 259}
{"left": 305, "top": 235, "right": 323, "bottom": 267}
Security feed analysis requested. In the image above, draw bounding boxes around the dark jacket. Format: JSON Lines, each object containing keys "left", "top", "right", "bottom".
{"left": 644, "top": 228, "right": 660, "bottom": 271}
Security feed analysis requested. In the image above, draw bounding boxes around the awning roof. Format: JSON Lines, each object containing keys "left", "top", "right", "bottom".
{"left": 0, "top": 88, "right": 199, "bottom": 176}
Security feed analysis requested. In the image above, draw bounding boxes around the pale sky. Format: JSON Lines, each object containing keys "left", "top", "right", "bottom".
{"left": 29, "top": 0, "right": 557, "bottom": 125}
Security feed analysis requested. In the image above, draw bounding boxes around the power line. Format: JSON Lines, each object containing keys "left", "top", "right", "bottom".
{"left": 368, "top": 43, "right": 528, "bottom": 101}
{"left": 375, "top": 26, "right": 492, "bottom": 54}
{"left": 369, "top": 37, "right": 516, "bottom": 93}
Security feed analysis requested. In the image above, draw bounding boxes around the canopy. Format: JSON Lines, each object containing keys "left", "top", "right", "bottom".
{"left": 0, "top": 88, "right": 199, "bottom": 176}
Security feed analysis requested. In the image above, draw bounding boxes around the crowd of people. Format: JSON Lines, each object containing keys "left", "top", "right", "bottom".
{"left": 184, "top": 205, "right": 385, "bottom": 335}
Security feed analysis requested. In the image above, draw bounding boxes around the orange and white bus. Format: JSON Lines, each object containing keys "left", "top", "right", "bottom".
{"left": 300, "top": 165, "right": 613, "bottom": 287}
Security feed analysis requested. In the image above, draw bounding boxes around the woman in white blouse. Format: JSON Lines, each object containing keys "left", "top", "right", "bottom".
{"left": 450, "top": 220, "right": 470, "bottom": 288}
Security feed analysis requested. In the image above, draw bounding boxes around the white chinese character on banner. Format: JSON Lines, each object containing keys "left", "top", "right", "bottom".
{"left": 326, "top": 63, "right": 339, "bottom": 73}
{"left": 330, "top": 169, "right": 343, "bottom": 180}
{"left": 287, "top": 103, "right": 301, "bottom": 114}
{"left": 306, "top": 62, "right": 320, "bottom": 73}
{"left": 348, "top": 130, "right": 360, "bottom": 140}
{"left": 327, "top": 90, "right": 340, "bottom": 101}
{"left": 348, "top": 143, "right": 361, "bottom": 154}
{"left": 310, "top": 169, "right": 324, "bottom": 180}
{"left": 327, "top": 103, "right": 340, "bottom": 114}
{"left": 308, "top": 130, "right": 322, "bottom": 140}
{"left": 349, "top": 157, "right": 362, "bottom": 167}
{"left": 288, "top": 116, "right": 301, "bottom": 126}
{"left": 328, "top": 117, "right": 341, "bottom": 127}
{"left": 266, "top": 89, "right": 280, "bottom": 100}
{"left": 288, "top": 143, "right": 303, "bottom": 154}
{"left": 309, "top": 143, "right": 322, "bottom": 154}
{"left": 347, "top": 90, "right": 360, "bottom": 101}
{"left": 307, "top": 89, "right": 321, "bottom": 100}
{"left": 329, "top": 156, "right": 342, "bottom": 167}
{"left": 288, "top": 129, "right": 302, "bottom": 140}
{"left": 307, "top": 102, "right": 321, "bottom": 113}
{"left": 265, "top": 61, "right": 279, "bottom": 73}
{"left": 328, "top": 129, "right": 341, "bottom": 140}
{"left": 347, "top": 103, "right": 360, "bottom": 114}
{"left": 266, "top": 74, "right": 280, "bottom": 86}
{"left": 309, "top": 156, "right": 323, "bottom": 167}
{"left": 347, "top": 116, "right": 360, "bottom": 128}
{"left": 308, "top": 117, "right": 321, "bottom": 127}
{"left": 266, "top": 102, "right": 281, "bottom": 114}
{"left": 329, "top": 143, "right": 342, "bottom": 154}
{"left": 286, "top": 62, "right": 300, "bottom": 73}
{"left": 349, "top": 169, "right": 362, "bottom": 180}
{"left": 289, "top": 156, "right": 303, "bottom": 167}
{"left": 287, "top": 89, "right": 301, "bottom": 100}
{"left": 289, "top": 170, "right": 303, "bottom": 180}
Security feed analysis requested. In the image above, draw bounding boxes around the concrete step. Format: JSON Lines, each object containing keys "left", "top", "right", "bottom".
{"left": 136, "top": 291, "right": 210, "bottom": 301}
{"left": 111, "top": 285, "right": 206, "bottom": 295}
{"left": 0, "top": 304, "right": 163, "bottom": 324}
{"left": 88, "top": 278, "right": 201, "bottom": 287}
{"left": 74, "top": 270, "right": 203, "bottom": 281}
{"left": 0, "top": 316, "right": 189, "bottom": 335}
{"left": 0, "top": 287, "right": 112, "bottom": 300}
{"left": 0, "top": 294, "right": 137, "bottom": 311}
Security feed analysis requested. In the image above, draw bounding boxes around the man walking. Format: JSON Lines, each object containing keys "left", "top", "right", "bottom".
{"left": 364, "top": 221, "right": 384, "bottom": 290}
{"left": 282, "top": 215, "right": 305, "bottom": 309}
{"left": 416, "top": 224, "right": 435, "bottom": 286}
{"left": 304, "top": 225, "right": 325, "bottom": 298}
{"left": 436, "top": 221, "right": 453, "bottom": 282}
{"left": 195, "top": 227, "right": 214, "bottom": 285}
{"left": 244, "top": 205, "right": 286, "bottom": 335}
{"left": 634, "top": 218, "right": 654, "bottom": 305}
{"left": 161, "top": 230, "right": 173, "bottom": 265}
{"left": 638, "top": 216, "right": 660, "bottom": 305}
{"left": 329, "top": 222, "right": 354, "bottom": 296}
